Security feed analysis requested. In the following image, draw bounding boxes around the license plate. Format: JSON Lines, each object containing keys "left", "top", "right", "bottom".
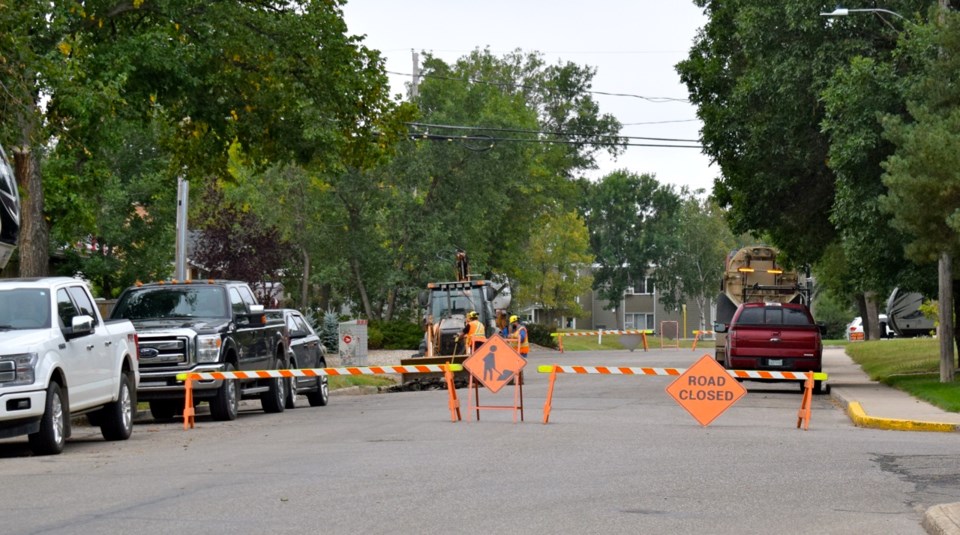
{"left": 768, "top": 359, "right": 783, "bottom": 366}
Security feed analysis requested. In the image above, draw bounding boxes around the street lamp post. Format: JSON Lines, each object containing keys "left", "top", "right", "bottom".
{"left": 819, "top": 7, "right": 906, "bottom": 19}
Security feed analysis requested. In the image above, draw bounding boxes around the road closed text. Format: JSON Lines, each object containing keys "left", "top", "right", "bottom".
{"left": 676, "top": 375, "right": 737, "bottom": 401}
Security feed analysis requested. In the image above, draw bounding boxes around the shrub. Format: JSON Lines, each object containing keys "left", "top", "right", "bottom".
{"left": 367, "top": 323, "right": 384, "bottom": 350}
{"left": 371, "top": 320, "right": 423, "bottom": 350}
{"left": 318, "top": 310, "right": 340, "bottom": 353}
{"left": 526, "top": 323, "right": 558, "bottom": 349}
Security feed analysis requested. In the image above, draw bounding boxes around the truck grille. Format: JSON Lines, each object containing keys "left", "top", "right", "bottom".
{"left": 138, "top": 336, "right": 190, "bottom": 368}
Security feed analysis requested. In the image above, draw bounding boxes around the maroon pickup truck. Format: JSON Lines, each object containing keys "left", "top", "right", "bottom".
{"left": 715, "top": 302, "right": 825, "bottom": 393}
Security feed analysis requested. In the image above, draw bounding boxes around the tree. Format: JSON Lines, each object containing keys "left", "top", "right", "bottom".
{"left": 880, "top": 8, "right": 960, "bottom": 380}
{"left": 655, "top": 194, "right": 736, "bottom": 332}
{"left": 513, "top": 211, "right": 594, "bottom": 324}
{"left": 579, "top": 170, "right": 681, "bottom": 329}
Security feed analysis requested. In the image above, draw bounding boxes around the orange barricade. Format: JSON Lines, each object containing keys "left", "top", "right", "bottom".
{"left": 178, "top": 364, "right": 466, "bottom": 429}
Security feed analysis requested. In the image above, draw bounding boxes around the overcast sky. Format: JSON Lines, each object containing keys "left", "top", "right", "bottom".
{"left": 341, "top": 1, "right": 716, "bottom": 194}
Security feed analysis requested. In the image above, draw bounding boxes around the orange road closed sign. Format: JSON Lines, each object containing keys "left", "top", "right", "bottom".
{"left": 666, "top": 354, "right": 747, "bottom": 426}
{"left": 463, "top": 335, "right": 527, "bottom": 393}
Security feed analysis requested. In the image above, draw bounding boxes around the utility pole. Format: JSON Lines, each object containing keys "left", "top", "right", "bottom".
{"left": 410, "top": 49, "right": 420, "bottom": 100}
{"left": 174, "top": 178, "right": 189, "bottom": 281}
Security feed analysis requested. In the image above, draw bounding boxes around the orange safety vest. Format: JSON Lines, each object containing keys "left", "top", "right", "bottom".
{"left": 466, "top": 320, "right": 486, "bottom": 348}
{"left": 513, "top": 325, "right": 529, "bottom": 355}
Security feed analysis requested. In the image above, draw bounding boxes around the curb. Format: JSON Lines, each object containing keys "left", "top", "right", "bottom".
{"left": 843, "top": 401, "right": 960, "bottom": 433}
{"left": 924, "top": 503, "right": 960, "bottom": 535}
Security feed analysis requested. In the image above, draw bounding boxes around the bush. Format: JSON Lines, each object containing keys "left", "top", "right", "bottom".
{"left": 370, "top": 320, "right": 423, "bottom": 350}
{"left": 318, "top": 310, "right": 340, "bottom": 353}
{"left": 367, "top": 323, "right": 384, "bottom": 350}
{"left": 526, "top": 323, "right": 558, "bottom": 349}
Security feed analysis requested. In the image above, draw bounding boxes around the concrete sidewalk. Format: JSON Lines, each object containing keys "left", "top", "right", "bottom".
{"left": 822, "top": 347, "right": 960, "bottom": 535}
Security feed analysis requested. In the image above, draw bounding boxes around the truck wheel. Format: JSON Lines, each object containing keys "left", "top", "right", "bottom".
{"left": 101, "top": 372, "right": 134, "bottom": 441}
{"left": 149, "top": 400, "right": 181, "bottom": 422}
{"left": 210, "top": 363, "right": 239, "bottom": 421}
{"left": 307, "top": 359, "right": 329, "bottom": 407}
{"left": 285, "top": 359, "right": 299, "bottom": 410}
{"left": 28, "top": 383, "right": 67, "bottom": 455}
{"left": 261, "top": 358, "right": 286, "bottom": 414}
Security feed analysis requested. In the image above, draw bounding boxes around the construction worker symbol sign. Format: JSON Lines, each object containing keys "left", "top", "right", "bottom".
{"left": 463, "top": 335, "right": 527, "bottom": 393}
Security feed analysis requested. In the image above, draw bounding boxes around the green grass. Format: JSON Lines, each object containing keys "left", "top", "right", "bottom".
{"left": 554, "top": 331, "right": 715, "bottom": 351}
{"left": 328, "top": 375, "right": 396, "bottom": 390}
{"left": 845, "top": 338, "right": 960, "bottom": 412}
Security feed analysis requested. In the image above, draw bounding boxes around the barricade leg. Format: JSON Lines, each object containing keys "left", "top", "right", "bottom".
{"left": 183, "top": 376, "right": 195, "bottom": 430}
{"left": 444, "top": 364, "right": 461, "bottom": 422}
{"left": 543, "top": 365, "right": 558, "bottom": 424}
{"left": 691, "top": 332, "right": 700, "bottom": 352}
{"left": 559, "top": 334, "right": 565, "bottom": 353}
{"left": 797, "top": 372, "right": 814, "bottom": 430}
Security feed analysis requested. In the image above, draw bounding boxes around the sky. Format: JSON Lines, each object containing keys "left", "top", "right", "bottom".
{"left": 341, "top": 1, "right": 717, "bottom": 194}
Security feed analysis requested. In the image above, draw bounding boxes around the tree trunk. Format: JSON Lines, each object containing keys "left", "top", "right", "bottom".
{"left": 12, "top": 147, "right": 48, "bottom": 277}
{"left": 350, "top": 256, "right": 375, "bottom": 321}
{"left": 864, "top": 291, "right": 880, "bottom": 341}
{"left": 938, "top": 252, "right": 954, "bottom": 382}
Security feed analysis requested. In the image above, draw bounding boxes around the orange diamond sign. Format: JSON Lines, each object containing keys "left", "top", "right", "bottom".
{"left": 666, "top": 354, "right": 747, "bottom": 426}
{"left": 463, "top": 335, "right": 527, "bottom": 393}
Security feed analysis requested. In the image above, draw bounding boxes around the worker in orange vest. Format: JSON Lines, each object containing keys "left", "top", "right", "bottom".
{"left": 461, "top": 310, "right": 486, "bottom": 353}
{"left": 510, "top": 315, "right": 529, "bottom": 357}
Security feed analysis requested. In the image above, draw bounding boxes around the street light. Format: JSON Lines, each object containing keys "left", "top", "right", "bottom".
{"left": 820, "top": 7, "right": 906, "bottom": 19}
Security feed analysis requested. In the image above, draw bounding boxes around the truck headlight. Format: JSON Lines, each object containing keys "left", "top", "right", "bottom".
{"left": 0, "top": 353, "right": 38, "bottom": 385}
{"left": 196, "top": 335, "right": 221, "bottom": 363}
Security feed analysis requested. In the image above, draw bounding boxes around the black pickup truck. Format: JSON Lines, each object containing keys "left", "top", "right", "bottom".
{"left": 110, "top": 280, "right": 287, "bottom": 421}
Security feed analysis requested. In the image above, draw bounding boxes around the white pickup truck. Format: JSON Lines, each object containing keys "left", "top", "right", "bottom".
{"left": 0, "top": 277, "right": 139, "bottom": 455}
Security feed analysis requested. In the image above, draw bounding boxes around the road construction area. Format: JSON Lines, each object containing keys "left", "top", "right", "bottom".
{"left": 1, "top": 347, "right": 958, "bottom": 534}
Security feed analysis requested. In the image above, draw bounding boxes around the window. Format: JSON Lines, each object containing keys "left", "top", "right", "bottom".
{"left": 67, "top": 286, "right": 97, "bottom": 325}
{"left": 57, "top": 289, "right": 80, "bottom": 328}
{"left": 229, "top": 288, "right": 246, "bottom": 314}
{"left": 625, "top": 313, "right": 654, "bottom": 330}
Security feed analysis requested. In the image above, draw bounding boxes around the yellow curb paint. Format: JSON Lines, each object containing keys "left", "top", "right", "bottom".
{"left": 846, "top": 401, "right": 959, "bottom": 433}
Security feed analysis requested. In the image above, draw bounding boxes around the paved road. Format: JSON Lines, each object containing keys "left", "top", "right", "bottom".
{"left": 0, "top": 348, "right": 957, "bottom": 534}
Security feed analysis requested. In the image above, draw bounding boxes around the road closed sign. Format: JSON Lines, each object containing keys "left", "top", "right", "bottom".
{"left": 666, "top": 354, "right": 746, "bottom": 426}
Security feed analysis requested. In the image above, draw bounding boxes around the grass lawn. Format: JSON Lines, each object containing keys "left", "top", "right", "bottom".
{"left": 553, "top": 330, "right": 715, "bottom": 351}
{"left": 328, "top": 375, "right": 396, "bottom": 390}
{"left": 845, "top": 338, "right": 960, "bottom": 412}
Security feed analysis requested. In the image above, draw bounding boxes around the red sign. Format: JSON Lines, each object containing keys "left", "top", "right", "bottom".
{"left": 666, "top": 355, "right": 746, "bottom": 426}
{"left": 342, "top": 335, "right": 353, "bottom": 344}
{"left": 463, "top": 335, "right": 527, "bottom": 393}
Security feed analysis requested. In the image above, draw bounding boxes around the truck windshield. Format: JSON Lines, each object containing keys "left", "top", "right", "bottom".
{"left": 0, "top": 289, "right": 50, "bottom": 329}
{"left": 112, "top": 287, "right": 228, "bottom": 320}
{"left": 430, "top": 288, "right": 483, "bottom": 319}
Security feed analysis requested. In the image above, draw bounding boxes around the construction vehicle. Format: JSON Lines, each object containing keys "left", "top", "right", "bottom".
{"left": 399, "top": 251, "right": 510, "bottom": 387}
{"left": 886, "top": 287, "right": 936, "bottom": 338}
{"left": 713, "top": 245, "right": 811, "bottom": 366}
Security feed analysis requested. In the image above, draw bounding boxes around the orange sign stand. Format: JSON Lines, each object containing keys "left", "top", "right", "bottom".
{"left": 462, "top": 335, "right": 527, "bottom": 422}
{"left": 665, "top": 355, "right": 747, "bottom": 426}
{"left": 797, "top": 372, "right": 814, "bottom": 430}
{"left": 183, "top": 377, "right": 195, "bottom": 430}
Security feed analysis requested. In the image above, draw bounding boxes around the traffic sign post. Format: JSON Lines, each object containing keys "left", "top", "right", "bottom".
{"left": 462, "top": 335, "right": 527, "bottom": 422}
{"left": 665, "top": 355, "right": 747, "bottom": 426}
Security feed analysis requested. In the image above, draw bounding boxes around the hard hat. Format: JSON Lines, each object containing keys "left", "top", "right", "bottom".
{"left": 467, "top": 311, "right": 478, "bottom": 319}
{"left": 510, "top": 315, "right": 519, "bottom": 323}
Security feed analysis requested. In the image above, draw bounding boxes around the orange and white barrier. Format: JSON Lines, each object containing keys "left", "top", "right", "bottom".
{"left": 691, "top": 330, "right": 715, "bottom": 351}
{"left": 177, "top": 364, "right": 465, "bottom": 429}
{"left": 537, "top": 363, "right": 827, "bottom": 428}
{"left": 550, "top": 329, "right": 653, "bottom": 352}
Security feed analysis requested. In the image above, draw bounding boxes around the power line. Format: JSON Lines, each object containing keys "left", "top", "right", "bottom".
{"left": 406, "top": 122, "right": 700, "bottom": 143}
{"left": 386, "top": 70, "right": 688, "bottom": 103}
{"left": 407, "top": 132, "right": 702, "bottom": 149}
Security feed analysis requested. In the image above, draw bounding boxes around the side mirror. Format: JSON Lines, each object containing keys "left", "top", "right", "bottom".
{"left": 713, "top": 321, "right": 728, "bottom": 334}
{"left": 817, "top": 322, "right": 827, "bottom": 335}
{"left": 64, "top": 314, "right": 95, "bottom": 340}
{"left": 484, "top": 285, "right": 495, "bottom": 301}
{"left": 418, "top": 290, "right": 429, "bottom": 307}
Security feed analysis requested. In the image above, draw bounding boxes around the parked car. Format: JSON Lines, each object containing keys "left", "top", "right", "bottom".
{"left": 267, "top": 309, "right": 329, "bottom": 408}
{"left": 845, "top": 315, "right": 894, "bottom": 341}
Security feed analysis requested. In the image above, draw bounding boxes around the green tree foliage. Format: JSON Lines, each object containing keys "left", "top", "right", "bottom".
{"left": 513, "top": 211, "right": 594, "bottom": 324}
{"left": 655, "top": 194, "right": 735, "bottom": 331}
{"left": 579, "top": 170, "right": 681, "bottom": 327}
